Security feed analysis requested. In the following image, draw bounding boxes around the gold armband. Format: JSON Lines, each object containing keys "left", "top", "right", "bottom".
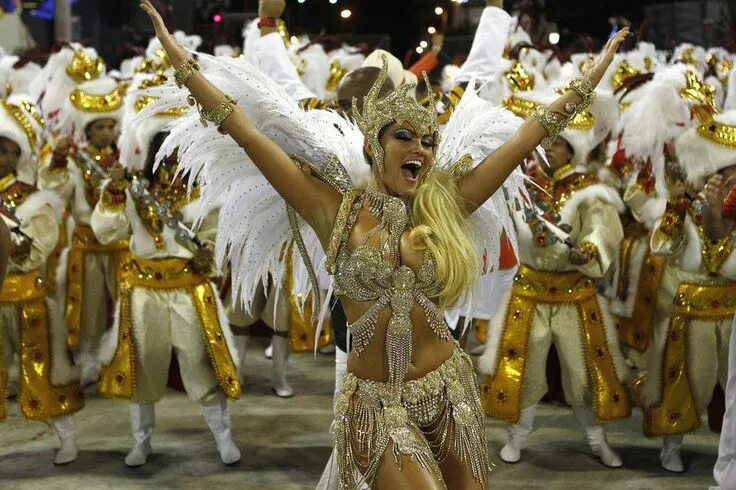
{"left": 198, "top": 95, "right": 238, "bottom": 134}
{"left": 568, "top": 76, "right": 596, "bottom": 108}
{"left": 174, "top": 58, "right": 200, "bottom": 88}
{"left": 534, "top": 76, "right": 596, "bottom": 148}
{"left": 533, "top": 106, "right": 568, "bottom": 148}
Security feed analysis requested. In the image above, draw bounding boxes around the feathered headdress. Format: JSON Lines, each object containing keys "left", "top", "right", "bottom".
{"left": 352, "top": 56, "right": 438, "bottom": 172}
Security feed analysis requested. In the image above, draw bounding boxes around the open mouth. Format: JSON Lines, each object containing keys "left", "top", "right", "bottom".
{"left": 401, "top": 160, "right": 422, "bottom": 183}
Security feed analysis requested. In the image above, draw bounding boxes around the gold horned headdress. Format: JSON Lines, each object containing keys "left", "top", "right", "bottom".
{"left": 352, "top": 56, "right": 439, "bottom": 172}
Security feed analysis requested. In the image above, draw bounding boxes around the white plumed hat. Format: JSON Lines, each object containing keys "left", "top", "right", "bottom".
{"left": 59, "top": 76, "right": 126, "bottom": 143}
{"left": 676, "top": 110, "right": 736, "bottom": 186}
{"left": 119, "top": 71, "right": 189, "bottom": 171}
{"left": 0, "top": 94, "right": 45, "bottom": 184}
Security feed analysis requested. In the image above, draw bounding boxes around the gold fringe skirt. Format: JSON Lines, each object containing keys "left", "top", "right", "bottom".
{"left": 333, "top": 345, "right": 489, "bottom": 489}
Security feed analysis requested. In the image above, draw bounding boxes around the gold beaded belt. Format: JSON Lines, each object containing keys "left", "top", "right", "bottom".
{"left": 71, "top": 224, "right": 128, "bottom": 252}
{"left": 0, "top": 270, "right": 46, "bottom": 303}
{"left": 122, "top": 257, "right": 202, "bottom": 289}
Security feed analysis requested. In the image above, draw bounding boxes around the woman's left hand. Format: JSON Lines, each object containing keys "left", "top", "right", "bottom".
{"left": 584, "top": 27, "right": 631, "bottom": 87}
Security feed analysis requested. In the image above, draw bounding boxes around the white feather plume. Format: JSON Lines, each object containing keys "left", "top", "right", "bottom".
{"left": 436, "top": 82, "right": 527, "bottom": 276}
{"left": 133, "top": 52, "right": 368, "bottom": 310}
{"left": 135, "top": 53, "right": 527, "bottom": 318}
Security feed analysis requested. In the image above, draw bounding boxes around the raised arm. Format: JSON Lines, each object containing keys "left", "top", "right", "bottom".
{"left": 140, "top": 0, "right": 339, "bottom": 238}
{"left": 457, "top": 28, "right": 630, "bottom": 213}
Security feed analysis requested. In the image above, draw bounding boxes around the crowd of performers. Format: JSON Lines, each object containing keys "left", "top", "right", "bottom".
{"left": 2, "top": 0, "right": 736, "bottom": 487}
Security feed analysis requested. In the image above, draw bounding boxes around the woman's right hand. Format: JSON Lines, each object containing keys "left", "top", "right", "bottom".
{"left": 140, "top": 0, "right": 189, "bottom": 68}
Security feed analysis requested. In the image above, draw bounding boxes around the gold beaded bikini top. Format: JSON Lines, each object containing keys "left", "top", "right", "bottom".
{"left": 325, "top": 188, "right": 451, "bottom": 387}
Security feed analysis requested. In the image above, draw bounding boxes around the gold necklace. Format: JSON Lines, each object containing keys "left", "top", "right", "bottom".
{"left": 364, "top": 186, "right": 409, "bottom": 266}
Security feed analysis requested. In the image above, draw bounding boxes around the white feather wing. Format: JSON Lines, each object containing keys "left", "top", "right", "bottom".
{"left": 133, "top": 52, "right": 368, "bottom": 310}
{"left": 436, "top": 84, "right": 527, "bottom": 275}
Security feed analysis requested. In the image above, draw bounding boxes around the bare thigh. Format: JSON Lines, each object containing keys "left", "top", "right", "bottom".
{"left": 373, "top": 439, "right": 446, "bottom": 490}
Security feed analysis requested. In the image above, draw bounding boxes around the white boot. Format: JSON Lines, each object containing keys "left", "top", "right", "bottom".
{"left": 51, "top": 415, "right": 78, "bottom": 465}
{"left": 573, "top": 406, "right": 622, "bottom": 468}
{"left": 500, "top": 405, "right": 536, "bottom": 463}
{"left": 202, "top": 392, "right": 241, "bottom": 464}
{"left": 233, "top": 334, "right": 248, "bottom": 386}
{"left": 264, "top": 342, "right": 273, "bottom": 359}
{"left": 661, "top": 434, "right": 685, "bottom": 473}
{"left": 271, "top": 334, "right": 293, "bottom": 398}
{"left": 125, "top": 403, "right": 154, "bottom": 467}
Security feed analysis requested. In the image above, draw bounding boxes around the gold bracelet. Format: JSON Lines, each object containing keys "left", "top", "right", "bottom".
{"left": 199, "top": 95, "right": 238, "bottom": 134}
{"left": 174, "top": 58, "right": 200, "bottom": 88}
{"left": 568, "top": 76, "right": 596, "bottom": 108}
{"left": 533, "top": 106, "right": 568, "bottom": 148}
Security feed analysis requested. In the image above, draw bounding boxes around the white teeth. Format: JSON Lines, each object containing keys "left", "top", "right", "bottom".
{"left": 404, "top": 160, "right": 422, "bottom": 167}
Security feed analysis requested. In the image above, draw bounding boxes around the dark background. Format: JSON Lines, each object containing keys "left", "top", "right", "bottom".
{"left": 20, "top": 0, "right": 736, "bottom": 69}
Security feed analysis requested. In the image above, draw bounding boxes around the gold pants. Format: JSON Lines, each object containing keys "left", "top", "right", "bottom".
{"left": 334, "top": 346, "right": 489, "bottom": 489}
{"left": 98, "top": 258, "right": 240, "bottom": 402}
{"left": 0, "top": 271, "right": 84, "bottom": 421}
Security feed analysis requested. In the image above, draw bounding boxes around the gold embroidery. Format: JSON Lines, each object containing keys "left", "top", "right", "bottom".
{"left": 285, "top": 246, "right": 333, "bottom": 352}
{"left": 64, "top": 224, "right": 129, "bottom": 349}
{"left": 610, "top": 60, "right": 640, "bottom": 90}
{"left": 3, "top": 100, "right": 42, "bottom": 150}
{"left": 0, "top": 271, "right": 84, "bottom": 420}
{"left": 69, "top": 84, "right": 126, "bottom": 113}
{"left": 696, "top": 116, "right": 736, "bottom": 149}
{"left": 645, "top": 282, "right": 736, "bottom": 436}
{"left": 97, "top": 275, "right": 136, "bottom": 399}
{"left": 98, "top": 259, "right": 241, "bottom": 400}
{"left": 135, "top": 95, "right": 189, "bottom": 116}
{"left": 617, "top": 250, "right": 665, "bottom": 352}
{"left": 505, "top": 60, "right": 536, "bottom": 93}
{"left": 191, "top": 281, "right": 241, "bottom": 401}
{"left": 66, "top": 49, "right": 105, "bottom": 83}
{"left": 483, "top": 265, "right": 630, "bottom": 422}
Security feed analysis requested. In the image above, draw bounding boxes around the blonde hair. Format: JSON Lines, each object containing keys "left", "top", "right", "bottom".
{"left": 409, "top": 170, "right": 480, "bottom": 308}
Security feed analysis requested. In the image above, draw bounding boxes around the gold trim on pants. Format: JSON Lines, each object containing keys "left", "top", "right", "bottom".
{"left": 98, "top": 258, "right": 241, "bottom": 401}
{"left": 617, "top": 249, "right": 665, "bottom": 352}
{"left": 482, "top": 265, "right": 630, "bottom": 423}
{"left": 645, "top": 282, "right": 736, "bottom": 436}
{"left": 284, "top": 245, "right": 333, "bottom": 352}
{"left": 0, "top": 270, "right": 84, "bottom": 421}
{"left": 64, "top": 224, "right": 129, "bottom": 349}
